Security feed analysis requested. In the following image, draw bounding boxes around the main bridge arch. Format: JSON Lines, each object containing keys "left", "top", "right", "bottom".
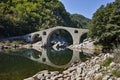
{"left": 25, "top": 26, "right": 88, "bottom": 46}
{"left": 46, "top": 28, "right": 73, "bottom": 46}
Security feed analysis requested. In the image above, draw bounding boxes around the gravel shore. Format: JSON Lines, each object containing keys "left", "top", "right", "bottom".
{"left": 24, "top": 53, "right": 120, "bottom": 80}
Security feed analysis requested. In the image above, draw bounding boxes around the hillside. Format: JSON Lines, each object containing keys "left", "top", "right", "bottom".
{"left": 89, "top": 0, "right": 120, "bottom": 45}
{"left": 0, "top": 0, "right": 91, "bottom": 38}
{"left": 71, "top": 14, "right": 91, "bottom": 28}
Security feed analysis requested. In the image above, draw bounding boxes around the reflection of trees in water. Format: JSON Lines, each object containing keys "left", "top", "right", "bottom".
{"left": 31, "top": 51, "right": 42, "bottom": 59}
{"left": 79, "top": 51, "right": 92, "bottom": 62}
{"left": 47, "top": 48, "right": 73, "bottom": 66}
{"left": 0, "top": 49, "right": 64, "bottom": 80}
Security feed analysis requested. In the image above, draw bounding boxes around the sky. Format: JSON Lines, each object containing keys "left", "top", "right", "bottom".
{"left": 59, "top": 0, "right": 115, "bottom": 19}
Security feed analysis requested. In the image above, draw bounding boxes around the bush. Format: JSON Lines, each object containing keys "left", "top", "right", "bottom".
{"left": 101, "top": 58, "right": 113, "bottom": 67}
{"left": 112, "top": 67, "right": 120, "bottom": 77}
{"left": 4, "top": 40, "right": 11, "bottom": 46}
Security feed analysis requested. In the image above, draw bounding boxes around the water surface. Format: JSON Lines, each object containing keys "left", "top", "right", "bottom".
{"left": 0, "top": 48, "right": 96, "bottom": 80}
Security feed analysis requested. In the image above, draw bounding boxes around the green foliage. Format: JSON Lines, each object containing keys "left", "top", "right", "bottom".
{"left": 0, "top": 0, "right": 90, "bottom": 38}
{"left": 101, "top": 57, "right": 113, "bottom": 67}
{"left": 70, "top": 14, "right": 91, "bottom": 28}
{"left": 89, "top": 0, "right": 120, "bottom": 46}
{"left": 112, "top": 67, "right": 120, "bottom": 77}
{"left": 4, "top": 40, "right": 11, "bottom": 46}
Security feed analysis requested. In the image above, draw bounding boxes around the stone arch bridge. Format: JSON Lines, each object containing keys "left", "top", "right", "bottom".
{"left": 23, "top": 26, "right": 88, "bottom": 46}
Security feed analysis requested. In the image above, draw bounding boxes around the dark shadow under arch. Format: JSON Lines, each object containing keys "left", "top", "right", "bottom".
{"left": 47, "top": 29, "right": 73, "bottom": 47}
{"left": 79, "top": 33, "right": 88, "bottom": 43}
{"left": 47, "top": 48, "right": 73, "bottom": 66}
{"left": 32, "top": 34, "right": 42, "bottom": 43}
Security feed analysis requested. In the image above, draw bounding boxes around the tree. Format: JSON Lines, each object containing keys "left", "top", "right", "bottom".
{"left": 89, "top": 0, "right": 120, "bottom": 46}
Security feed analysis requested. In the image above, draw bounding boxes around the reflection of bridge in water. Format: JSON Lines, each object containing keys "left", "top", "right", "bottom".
{"left": 28, "top": 48, "right": 81, "bottom": 68}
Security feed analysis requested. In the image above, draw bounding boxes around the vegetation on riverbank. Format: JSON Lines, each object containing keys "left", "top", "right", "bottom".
{"left": 88, "top": 0, "right": 120, "bottom": 47}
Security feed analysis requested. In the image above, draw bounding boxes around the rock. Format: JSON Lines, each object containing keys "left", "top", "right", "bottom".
{"left": 64, "top": 76, "right": 70, "bottom": 80}
{"left": 58, "top": 77, "right": 63, "bottom": 80}
{"left": 51, "top": 71, "right": 59, "bottom": 76}
{"left": 40, "top": 70, "right": 49, "bottom": 74}
{"left": 110, "top": 62, "right": 116, "bottom": 68}
{"left": 94, "top": 73, "right": 103, "bottom": 80}
{"left": 71, "top": 75, "right": 76, "bottom": 80}
{"left": 81, "top": 71, "right": 86, "bottom": 77}
{"left": 93, "top": 57, "right": 99, "bottom": 62}
{"left": 104, "top": 53, "right": 114, "bottom": 60}
{"left": 68, "top": 66, "right": 76, "bottom": 73}
{"left": 102, "top": 75, "right": 110, "bottom": 80}
{"left": 86, "top": 70, "right": 95, "bottom": 78}
{"left": 94, "top": 64, "right": 101, "bottom": 72}
{"left": 57, "top": 74, "right": 63, "bottom": 78}
{"left": 84, "top": 77, "right": 91, "bottom": 80}
{"left": 77, "top": 67, "right": 83, "bottom": 74}
{"left": 24, "top": 52, "right": 119, "bottom": 80}
{"left": 78, "top": 62, "right": 86, "bottom": 67}
{"left": 63, "top": 70, "right": 69, "bottom": 75}
{"left": 63, "top": 74, "right": 68, "bottom": 78}
{"left": 24, "top": 77, "right": 34, "bottom": 80}
{"left": 76, "top": 77, "right": 83, "bottom": 80}
{"left": 117, "top": 78, "right": 120, "bottom": 80}
{"left": 37, "top": 73, "right": 43, "bottom": 79}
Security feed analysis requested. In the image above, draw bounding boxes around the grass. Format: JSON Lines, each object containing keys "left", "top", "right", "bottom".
{"left": 94, "top": 44, "right": 103, "bottom": 51}
{"left": 101, "top": 57, "right": 113, "bottom": 67}
{"left": 112, "top": 67, "right": 120, "bottom": 77}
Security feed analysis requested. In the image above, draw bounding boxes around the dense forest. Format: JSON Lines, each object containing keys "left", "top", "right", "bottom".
{"left": 0, "top": 0, "right": 90, "bottom": 38}
{"left": 89, "top": 0, "right": 120, "bottom": 46}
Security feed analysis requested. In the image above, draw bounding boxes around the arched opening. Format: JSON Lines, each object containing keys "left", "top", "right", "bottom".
{"left": 74, "top": 30, "right": 78, "bottom": 33}
{"left": 32, "top": 34, "right": 42, "bottom": 43}
{"left": 31, "top": 50, "right": 42, "bottom": 59}
{"left": 79, "top": 33, "right": 88, "bottom": 43}
{"left": 43, "top": 31, "right": 46, "bottom": 35}
{"left": 47, "top": 29, "right": 73, "bottom": 47}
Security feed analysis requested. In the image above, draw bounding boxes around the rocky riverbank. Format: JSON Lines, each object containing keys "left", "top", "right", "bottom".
{"left": 24, "top": 53, "right": 120, "bottom": 80}
{"left": 68, "top": 40, "right": 103, "bottom": 51}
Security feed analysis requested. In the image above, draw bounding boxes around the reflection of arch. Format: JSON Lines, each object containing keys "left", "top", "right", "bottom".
{"left": 47, "top": 29, "right": 73, "bottom": 46}
{"left": 79, "top": 33, "right": 87, "bottom": 43}
{"left": 31, "top": 51, "right": 42, "bottom": 59}
{"left": 43, "top": 31, "right": 46, "bottom": 35}
{"left": 29, "top": 49, "right": 80, "bottom": 68}
{"left": 47, "top": 49, "right": 73, "bottom": 66}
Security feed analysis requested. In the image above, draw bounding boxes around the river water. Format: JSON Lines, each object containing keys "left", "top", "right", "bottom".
{"left": 0, "top": 48, "right": 99, "bottom": 80}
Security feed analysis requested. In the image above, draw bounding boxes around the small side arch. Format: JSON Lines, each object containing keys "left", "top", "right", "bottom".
{"left": 32, "top": 34, "right": 42, "bottom": 43}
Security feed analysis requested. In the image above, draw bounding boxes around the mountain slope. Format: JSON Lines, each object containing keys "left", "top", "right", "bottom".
{"left": 0, "top": 0, "right": 91, "bottom": 38}
{"left": 71, "top": 14, "right": 91, "bottom": 28}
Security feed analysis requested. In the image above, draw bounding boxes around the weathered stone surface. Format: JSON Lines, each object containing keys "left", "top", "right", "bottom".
{"left": 110, "top": 62, "right": 116, "bottom": 68}
{"left": 117, "top": 78, "right": 120, "bottom": 80}
{"left": 94, "top": 73, "right": 102, "bottom": 80}
{"left": 102, "top": 75, "right": 110, "bottom": 80}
